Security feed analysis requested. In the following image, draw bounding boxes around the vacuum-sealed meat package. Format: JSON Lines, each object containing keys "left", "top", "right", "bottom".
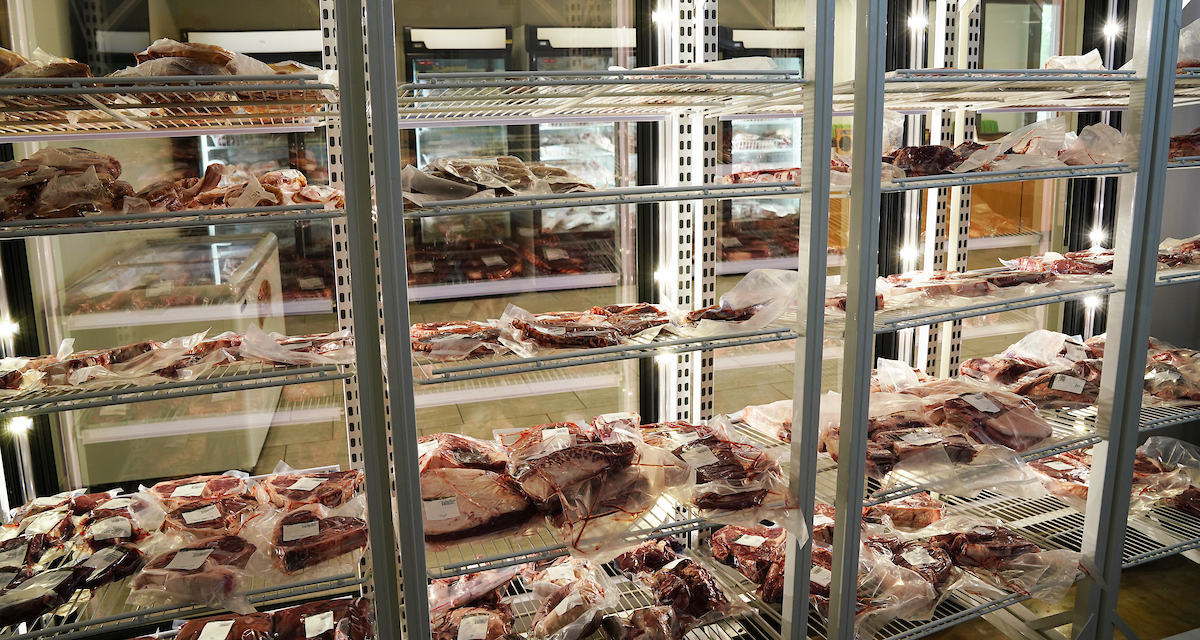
{"left": 418, "top": 434, "right": 508, "bottom": 473}
{"left": 261, "top": 470, "right": 364, "bottom": 509}
{"left": 163, "top": 496, "right": 260, "bottom": 538}
{"left": 940, "top": 390, "right": 1053, "bottom": 452}
{"left": 176, "top": 613, "right": 273, "bottom": 640}
{"left": 500, "top": 306, "right": 622, "bottom": 355}
{"left": 0, "top": 567, "right": 87, "bottom": 629}
{"left": 411, "top": 321, "right": 503, "bottom": 360}
{"left": 265, "top": 504, "right": 368, "bottom": 574}
{"left": 149, "top": 474, "right": 249, "bottom": 509}
{"left": 432, "top": 606, "right": 512, "bottom": 640}
{"left": 429, "top": 566, "right": 519, "bottom": 616}
{"left": 710, "top": 523, "right": 786, "bottom": 583}
{"left": 76, "top": 543, "right": 144, "bottom": 590}
{"left": 421, "top": 468, "right": 536, "bottom": 545}
{"left": 129, "top": 535, "right": 256, "bottom": 613}
{"left": 614, "top": 538, "right": 684, "bottom": 575}
{"left": 528, "top": 562, "right": 615, "bottom": 640}
{"left": 273, "top": 597, "right": 373, "bottom": 640}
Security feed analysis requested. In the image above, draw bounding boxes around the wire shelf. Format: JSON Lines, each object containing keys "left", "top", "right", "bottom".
{"left": 4, "top": 569, "right": 361, "bottom": 640}
{"left": 0, "top": 205, "right": 343, "bottom": 238}
{"left": 412, "top": 326, "right": 798, "bottom": 385}
{"left": 879, "top": 164, "right": 1130, "bottom": 192}
{"left": 405, "top": 183, "right": 807, "bottom": 218}
{"left": 397, "top": 70, "right": 805, "bottom": 124}
{"left": 1166, "top": 155, "right": 1200, "bottom": 169}
{"left": 0, "top": 362, "right": 351, "bottom": 417}
{"left": 1156, "top": 265, "right": 1200, "bottom": 286}
{"left": 0, "top": 75, "right": 337, "bottom": 140}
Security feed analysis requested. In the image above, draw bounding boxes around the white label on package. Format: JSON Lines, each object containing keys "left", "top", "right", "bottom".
{"left": 813, "top": 514, "right": 835, "bottom": 527}
{"left": 542, "top": 247, "right": 568, "bottom": 261}
{"left": 553, "top": 594, "right": 580, "bottom": 617}
{"left": 424, "top": 496, "right": 460, "bottom": 521}
{"left": 735, "top": 535, "right": 768, "bottom": 548}
{"left": 97, "top": 497, "right": 136, "bottom": 510}
{"left": 543, "top": 564, "right": 576, "bottom": 583}
{"left": 961, "top": 393, "right": 1001, "bottom": 414}
{"left": 1051, "top": 375, "right": 1087, "bottom": 395}
{"left": 30, "top": 497, "right": 62, "bottom": 507}
{"left": 1063, "top": 339, "right": 1086, "bottom": 362}
{"left": 171, "top": 482, "right": 208, "bottom": 498}
{"left": 305, "top": 611, "right": 336, "bottom": 638}
{"left": 299, "top": 277, "right": 325, "bottom": 291}
{"left": 182, "top": 505, "right": 221, "bottom": 524}
{"left": 541, "top": 427, "right": 572, "bottom": 449}
{"left": 720, "top": 236, "right": 742, "bottom": 248}
{"left": 100, "top": 405, "right": 128, "bottom": 417}
{"left": 289, "top": 477, "right": 325, "bottom": 492}
{"left": 900, "top": 547, "right": 937, "bottom": 567}
{"left": 24, "top": 511, "right": 62, "bottom": 535}
{"left": 196, "top": 620, "right": 235, "bottom": 640}
{"left": 481, "top": 255, "right": 506, "bottom": 267}
{"left": 282, "top": 521, "right": 321, "bottom": 542}
{"left": 681, "top": 445, "right": 720, "bottom": 468}
{"left": 165, "top": 548, "right": 213, "bottom": 571}
{"left": 411, "top": 262, "right": 435, "bottom": 274}
{"left": 0, "top": 543, "right": 26, "bottom": 568}
{"left": 810, "top": 566, "right": 832, "bottom": 586}
{"left": 146, "top": 283, "right": 172, "bottom": 298}
{"left": 83, "top": 546, "right": 123, "bottom": 579}
{"left": 1043, "top": 460, "right": 1077, "bottom": 472}
{"left": 661, "top": 558, "right": 687, "bottom": 572}
{"left": 900, "top": 431, "right": 942, "bottom": 446}
{"left": 91, "top": 516, "right": 132, "bottom": 541}
{"left": 671, "top": 430, "right": 700, "bottom": 445}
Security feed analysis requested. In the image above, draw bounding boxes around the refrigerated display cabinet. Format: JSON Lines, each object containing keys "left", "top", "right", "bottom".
{"left": 0, "top": 1, "right": 401, "bottom": 639}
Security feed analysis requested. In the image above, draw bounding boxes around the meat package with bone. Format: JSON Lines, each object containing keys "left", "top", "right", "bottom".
{"left": 266, "top": 504, "right": 368, "bottom": 574}
{"left": 526, "top": 558, "right": 615, "bottom": 640}
{"left": 272, "top": 597, "right": 373, "bottom": 640}
{"left": 129, "top": 534, "right": 257, "bottom": 613}
{"left": 401, "top": 157, "right": 595, "bottom": 208}
{"left": 709, "top": 523, "right": 786, "bottom": 583}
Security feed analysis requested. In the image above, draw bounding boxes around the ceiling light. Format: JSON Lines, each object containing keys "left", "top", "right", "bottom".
{"left": 1102, "top": 21, "right": 1122, "bottom": 39}
{"left": 1083, "top": 296, "right": 1102, "bottom": 309}
{"left": 1089, "top": 228, "right": 1106, "bottom": 245}
{"left": 8, "top": 417, "right": 31, "bottom": 434}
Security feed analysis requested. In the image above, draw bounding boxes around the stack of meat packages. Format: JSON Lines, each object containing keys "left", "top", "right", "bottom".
{"left": 1031, "top": 436, "right": 1200, "bottom": 517}
{"left": 0, "top": 328, "right": 353, "bottom": 393}
{"left": 0, "top": 468, "right": 367, "bottom": 628}
{"left": 961, "top": 329, "right": 1200, "bottom": 406}
{"left": 429, "top": 557, "right": 613, "bottom": 640}
{"left": 171, "top": 598, "right": 372, "bottom": 640}
{"left": 1, "top": 146, "right": 342, "bottom": 222}
{"left": 709, "top": 492, "right": 1075, "bottom": 632}
{"left": 418, "top": 414, "right": 789, "bottom": 559}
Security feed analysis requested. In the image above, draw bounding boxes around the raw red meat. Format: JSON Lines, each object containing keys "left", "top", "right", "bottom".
{"left": 1170, "top": 487, "right": 1200, "bottom": 517}
{"left": 177, "top": 613, "right": 272, "bottom": 640}
{"left": 1144, "top": 363, "right": 1200, "bottom": 401}
{"left": 421, "top": 468, "right": 536, "bottom": 543}
{"left": 149, "top": 475, "right": 248, "bottom": 509}
{"left": 418, "top": 434, "right": 507, "bottom": 474}
{"left": 941, "top": 392, "right": 1053, "bottom": 452}
{"left": 985, "top": 271, "right": 1056, "bottom": 288}
{"left": 531, "top": 575, "right": 607, "bottom": 639}
{"left": 615, "top": 538, "right": 684, "bottom": 574}
{"left": 69, "top": 492, "right": 116, "bottom": 515}
{"left": 890, "top": 145, "right": 960, "bottom": 176}
{"left": 76, "top": 543, "right": 144, "bottom": 589}
{"left": 812, "top": 503, "right": 838, "bottom": 545}
{"left": 876, "top": 427, "right": 977, "bottom": 464}
{"left": 959, "top": 357, "right": 1037, "bottom": 385}
{"left": 163, "top": 496, "right": 260, "bottom": 537}
{"left": 133, "top": 535, "right": 254, "bottom": 608}
{"left": 710, "top": 524, "right": 786, "bottom": 583}
{"left": 17, "top": 507, "right": 75, "bottom": 545}
{"left": 1014, "top": 371, "right": 1099, "bottom": 407}
{"left": 432, "top": 607, "right": 512, "bottom": 640}
{"left": 606, "top": 607, "right": 682, "bottom": 640}
{"left": 11, "top": 495, "right": 71, "bottom": 523}
{"left": 716, "top": 168, "right": 801, "bottom": 184}
{"left": 671, "top": 436, "right": 781, "bottom": 510}
{"left": 273, "top": 598, "right": 372, "bottom": 640}
{"left": 646, "top": 558, "right": 731, "bottom": 621}
{"left": 929, "top": 526, "right": 1040, "bottom": 569}
{"left": 262, "top": 470, "right": 364, "bottom": 509}
{"left": 891, "top": 541, "right": 954, "bottom": 588}
{"left": 1169, "top": 130, "right": 1200, "bottom": 159}
{"left": 514, "top": 442, "right": 637, "bottom": 504}
{"left": 820, "top": 426, "right": 899, "bottom": 478}
{"left": 685, "top": 304, "right": 759, "bottom": 323}
{"left": 826, "top": 292, "right": 885, "bottom": 311}
{"left": 588, "top": 303, "right": 671, "bottom": 335}
{"left": 411, "top": 321, "right": 501, "bottom": 358}
{"left": 867, "top": 410, "right": 932, "bottom": 437}
{"left": 862, "top": 493, "right": 946, "bottom": 530}
{"left": 429, "top": 568, "right": 516, "bottom": 613}
{"left": 511, "top": 315, "right": 622, "bottom": 349}
{"left": 270, "top": 506, "right": 368, "bottom": 573}
{"left": 0, "top": 567, "right": 87, "bottom": 628}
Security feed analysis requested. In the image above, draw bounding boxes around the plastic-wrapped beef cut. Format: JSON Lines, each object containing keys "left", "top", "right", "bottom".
{"left": 941, "top": 391, "right": 1052, "bottom": 452}
{"left": 270, "top": 505, "right": 367, "bottom": 573}
{"left": 985, "top": 271, "right": 1056, "bottom": 288}
{"left": 18, "top": 507, "right": 75, "bottom": 546}
{"left": 1030, "top": 453, "right": 1091, "bottom": 502}
{"left": 646, "top": 558, "right": 730, "bottom": 622}
{"left": 862, "top": 493, "right": 946, "bottom": 531}
{"left": 69, "top": 492, "right": 116, "bottom": 516}
{"left": 0, "top": 537, "right": 47, "bottom": 570}
{"left": 959, "top": 357, "right": 1038, "bottom": 385}
{"left": 715, "top": 168, "right": 801, "bottom": 184}
{"left": 411, "top": 322, "right": 501, "bottom": 359}
{"left": 429, "top": 567, "right": 518, "bottom": 615}
{"left": 741, "top": 399, "right": 793, "bottom": 442}
{"left": 76, "top": 543, "right": 144, "bottom": 589}
{"left": 825, "top": 292, "right": 885, "bottom": 311}
{"left": 928, "top": 525, "right": 1040, "bottom": 569}
{"left": 1169, "top": 129, "right": 1200, "bottom": 159}
{"left": 0, "top": 567, "right": 86, "bottom": 628}
{"left": 418, "top": 434, "right": 507, "bottom": 474}
{"left": 133, "top": 535, "right": 256, "bottom": 608}
{"left": 710, "top": 524, "right": 785, "bottom": 583}
{"left": 149, "top": 474, "right": 248, "bottom": 509}
{"left": 505, "top": 422, "right": 592, "bottom": 463}
{"left": 509, "top": 312, "right": 622, "bottom": 350}
{"left": 163, "top": 496, "right": 259, "bottom": 537}
{"left": 513, "top": 441, "right": 637, "bottom": 505}
{"left": 11, "top": 495, "right": 73, "bottom": 525}
{"left": 1013, "top": 370, "right": 1099, "bottom": 408}
{"left": 587, "top": 303, "right": 670, "bottom": 336}
{"left": 421, "top": 468, "right": 536, "bottom": 544}
{"left": 432, "top": 607, "right": 512, "bottom": 640}
{"left": 873, "top": 427, "right": 977, "bottom": 465}
{"left": 273, "top": 598, "right": 372, "bottom": 640}
{"left": 672, "top": 435, "right": 782, "bottom": 510}
{"left": 1144, "top": 363, "right": 1200, "bottom": 401}
{"left": 614, "top": 538, "right": 683, "bottom": 575}
{"left": 1171, "top": 487, "right": 1200, "bottom": 517}
{"left": 812, "top": 503, "right": 838, "bottom": 545}
{"left": 603, "top": 607, "right": 682, "bottom": 640}
{"left": 426, "top": 156, "right": 549, "bottom": 196}
{"left": 261, "top": 470, "right": 364, "bottom": 509}
{"left": 890, "top": 541, "right": 954, "bottom": 588}
{"left": 890, "top": 145, "right": 960, "bottom": 176}
{"left": 176, "top": 613, "right": 273, "bottom": 640}
{"left": 530, "top": 573, "right": 609, "bottom": 640}
{"left": 819, "top": 427, "right": 899, "bottom": 479}
{"left": 685, "top": 304, "right": 759, "bottom": 323}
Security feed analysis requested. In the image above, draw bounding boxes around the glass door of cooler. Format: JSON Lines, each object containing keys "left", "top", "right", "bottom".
{"left": 716, "top": 28, "right": 806, "bottom": 277}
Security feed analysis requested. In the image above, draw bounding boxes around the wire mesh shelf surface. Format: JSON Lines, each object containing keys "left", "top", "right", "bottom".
{"left": 0, "top": 205, "right": 343, "bottom": 238}
{"left": 0, "top": 75, "right": 337, "bottom": 140}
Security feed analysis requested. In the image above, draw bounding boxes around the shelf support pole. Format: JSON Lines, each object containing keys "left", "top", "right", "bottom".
{"left": 783, "top": 0, "right": 836, "bottom": 637}
{"left": 1070, "top": 1, "right": 1177, "bottom": 639}
{"left": 334, "top": 1, "right": 410, "bottom": 639}
{"left": 829, "top": 0, "right": 887, "bottom": 638}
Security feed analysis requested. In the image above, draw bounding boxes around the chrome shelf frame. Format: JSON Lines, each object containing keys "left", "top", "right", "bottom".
{"left": 0, "top": 205, "right": 343, "bottom": 238}
{"left": 0, "top": 363, "right": 350, "bottom": 417}
{"left": 880, "top": 164, "right": 1130, "bottom": 192}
